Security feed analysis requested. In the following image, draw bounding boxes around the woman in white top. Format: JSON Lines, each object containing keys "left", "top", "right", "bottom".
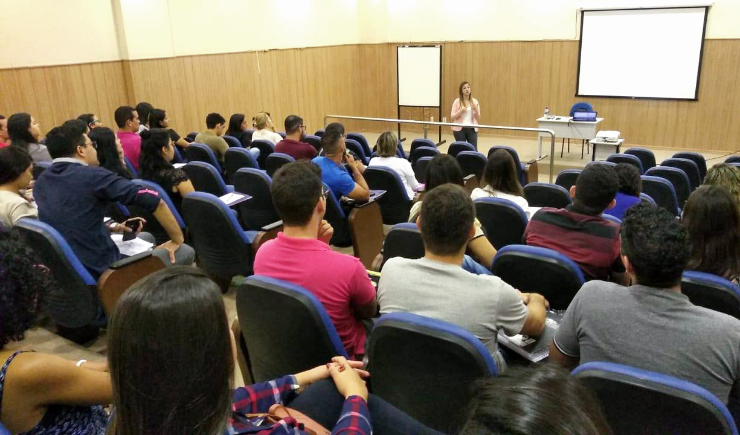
{"left": 450, "top": 81, "right": 480, "bottom": 150}
{"left": 368, "top": 131, "right": 420, "bottom": 199}
{"left": 471, "top": 149, "right": 531, "bottom": 218}
{"left": 0, "top": 146, "right": 37, "bottom": 227}
{"left": 251, "top": 112, "right": 283, "bottom": 145}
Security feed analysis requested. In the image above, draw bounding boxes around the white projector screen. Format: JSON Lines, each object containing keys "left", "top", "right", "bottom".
{"left": 577, "top": 7, "right": 708, "bottom": 100}
{"left": 397, "top": 46, "right": 441, "bottom": 107}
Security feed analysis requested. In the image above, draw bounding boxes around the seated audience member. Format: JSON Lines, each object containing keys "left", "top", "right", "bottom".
{"left": 34, "top": 122, "right": 194, "bottom": 282}
{"left": 379, "top": 184, "right": 548, "bottom": 368}
{"left": 0, "top": 230, "right": 110, "bottom": 434}
{"left": 705, "top": 163, "right": 740, "bottom": 207}
{"left": 368, "top": 131, "right": 420, "bottom": 198}
{"left": 194, "top": 112, "right": 230, "bottom": 163}
{"left": 604, "top": 163, "right": 642, "bottom": 220}
{"left": 135, "top": 101, "right": 154, "bottom": 134}
{"left": 683, "top": 185, "right": 740, "bottom": 284}
{"left": 411, "top": 154, "right": 497, "bottom": 270}
{"left": 325, "top": 122, "right": 345, "bottom": 136}
{"left": 0, "top": 115, "right": 8, "bottom": 147}
{"left": 77, "top": 113, "right": 102, "bottom": 130}
{"left": 252, "top": 111, "right": 284, "bottom": 144}
{"left": 139, "top": 129, "right": 194, "bottom": 214}
{"left": 277, "top": 115, "right": 318, "bottom": 160}
{"left": 0, "top": 147, "right": 37, "bottom": 227}
{"left": 109, "top": 267, "right": 436, "bottom": 435}
{"left": 114, "top": 105, "right": 142, "bottom": 172}
{"left": 525, "top": 163, "right": 625, "bottom": 283}
{"left": 312, "top": 128, "right": 369, "bottom": 202}
{"left": 8, "top": 112, "right": 50, "bottom": 162}
{"left": 89, "top": 126, "right": 133, "bottom": 179}
{"left": 254, "top": 162, "right": 377, "bottom": 358}
{"left": 550, "top": 203, "right": 740, "bottom": 406}
{"left": 471, "top": 149, "right": 529, "bottom": 217}
{"left": 226, "top": 113, "right": 251, "bottom": 147}
{"left": 460, "top": 364, "right": 612, "bottom": 435}
{"left": 148, "top": 108, "right": 190, "bottom": 150}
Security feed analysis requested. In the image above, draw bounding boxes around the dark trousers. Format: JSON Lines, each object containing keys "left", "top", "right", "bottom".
{"left": 453, "top": 128, "right": 478, "bottom": 150}
{"left": 288, "top": 379, "right": 443, "bottom": 435}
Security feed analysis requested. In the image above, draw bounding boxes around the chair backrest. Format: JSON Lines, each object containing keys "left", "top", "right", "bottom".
{"left": 224, "top": 147, "right": 259, "bottom": 184}
{"left": 265, "top": 152, "right": 295, "bottom": 178}
{"left": 223, "top": 135, "right": 242, "bottom": 148}
{"left": 601, "top": 213, "right": 622, "bottom": 224}
{"left": 414, "top": 156, "right": 433, "bottom": 183}
{"left": 181, "top": 192, "right": 254, "bottom": 280}
{"left": 645, "top": 166, "right": 691, "bottom": 209}
{"left": 242, "top": 129, "right": 254, "bottom": 146}
{"left": 573, "top": 362, "right": 739, "bottom": 435}
{"left": 186, "top": 132, "right": 198, "bottom": 142}
{"left": 641, "top": 175, "right": 680, "bottom": 216}
{"left": 682, "top": 271, "right": 740, "bottom": 320}
{"left": 345, "top": 138, "right": 369, "bottom": 165}
{"left": 606, "top": 153, "right": 645, "bottom": 174}
{"left": 410, "top": 138, "right": 435, "bottom": 155}
{"left": 523, "top": 183, "right": 572, "bottom": 209}
{"left": 123, "top": 155, "right": 139, "bottom": 177}
{"left": 322, "top": 182, "right": 352, "bottom": 247}
{"left": 640, "top": 192, "right": 657, "bottom": 205}
{"left": 346, "top": 132, "right": 372, "bottom": 157}
{"left": 457, "top": 151, "right": 487, "bottom": 182}
{"left": 126, "top": 180, "right": 186, "bottom": 245}
{"left": 303, "top": 135, "right": 322, "bottom": 153}
{"left": 491, "top": 245, "right": 585, "bottom": 309}
{"left": 237, "top": 276, "right": 348, "bottom": 382}
{"left": 725, "top": 156, "right": 740, "bottom": 164}
{"left": 314, "top": 129, "right": 325, "bottom": 137}
{"left": 0, "top": 422, "right": 11, "bottom": 435}
{"left": 233, "top": 168, "right": 280, "bottom": 231}
{"left": 184, "top": 143, "right": 222, "bottom": 173}
{"left": 624, "top": 147, "right": 657, "bottom": 171}
{"left": 448, "top": 141, "right": 475, "bottom": 157}
{"left": 570, "top": 102, "right": 594, "bottom": 116}
{"left": 250, "top": 139, "right": 275, "bottom": 168}
{"left": 674, "top": 152, "right": 707, "bottom": 180}
{"left": 662, "top": 158, "right": 701, "bottom": 191}
{"left": 489, "top": 145, "right": 526, "bottom": 185}
{"left": 14, "top": 219, "right": 99, "bottom": 328}
{"left": 409, "top": 145, "right": 440, "bottom": 166}
{"left": 367, "top": 312, "right": 497, "bottom": 433}
{"left": 380, "top": 223, "right": 425, "bottom": 270}
{"left": 474, "top": 197, "right": 528, "bottom": 250}
{"left": 32, "top": 161, "right": 51, "bottom": 179}
{"left": 182, "top": 161, "right": 230, "bottom": 197}
{"left": 555, "top": 169, "right": 581, "bottom": 191}
{"left": 364, "top": 166, "right": 412, "bottom": 224}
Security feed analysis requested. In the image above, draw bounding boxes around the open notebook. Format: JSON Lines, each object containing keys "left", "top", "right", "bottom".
{"left": 497, "top": 310, "right": 565, "bottom": 363}
{"left": 219, "top": 192, "right": 251, "bottom": 207}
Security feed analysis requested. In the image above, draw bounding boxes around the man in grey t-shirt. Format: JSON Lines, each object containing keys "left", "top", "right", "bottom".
{"left": 551, "top": 203, "right": 740, "bottom": 403}
{"left": 378, "top": 184, "right": 549, "bottom": 369}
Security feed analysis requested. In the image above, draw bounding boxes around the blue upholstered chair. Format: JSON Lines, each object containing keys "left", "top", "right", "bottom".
{"left": 409, "top": 145, "right": 439, "bottom": 166}
{"left": 641, "top": 175, "right": 680, "bottom": 216}
{"left": 640, "top": 192, "right": 657, "bottom": 205}
{"left": 345, "top": 138, "right": 370, "bottom": 165}
{"left": 182, "top": 161, "right": 233, "bottom": 197}
{"left": 303, "top": 135, "right": 322, "bottom": 153}
{"left": 674, "top": 152, "right": 707, "bottom": 180}
{"left": 223, "top": 135, "right": 242, "bottom": 148}
{"left": 646, "top": 166, "right": 691, "bottom": 209}
{"left": 448, "top": 141, "right": 475, "bottom": 158}
{"left": 32, "top": 161, "right": 51, "bottom": 179}
{"left": 414, "top": 156, "right": 433, "bottom": 183}
{"left": 224, "top": 147, "right": 259, "bottom": 184}
{"left": 347, "top": 132, "right": 373, "bottom": 157}
{"left": 682, "top": 271, "right": 740, "bottom": 320}
{"left": 457, "top": 151, "right": 487, "bottom": 182}
{"left": 625, "top": 147, "right": 657, "bottom": 171}
{"left": 250, "top": 139, "right": 275, "bottom": 169}
{"left": 233, "top": 168, "right": 281, "bottom": 231}
{"left": 555, "top": 169, "right": 581, "bottom": 192}
{"left": 410, "top": 138, "right": 435, "bottom": 155}
{"left": 363, "top": 166, "right": 412, "bottom": 225}
{"left": 606, "top": 153, "right": 645, "bottom": 174}
{"left": 474, "top": 197, "right": 528, "bottom": 250}
{"left": 662, "top": 158, "right": 701, "bottom": 191}
{"left": 265, "top": 152, "right": 295, "bottom": 178}
{"left": 184, "top": 143, "right": 222, "bottom": 173}
{"left": 378, "top": 222, "right": 425, "bottom": 270}
{"left": 523, "top": 183, "right": 572, "bottom": 209}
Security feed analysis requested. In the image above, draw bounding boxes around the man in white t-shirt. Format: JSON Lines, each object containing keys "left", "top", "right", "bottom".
{"left": 378, "top": 183, "right": 548, "bottom": 369}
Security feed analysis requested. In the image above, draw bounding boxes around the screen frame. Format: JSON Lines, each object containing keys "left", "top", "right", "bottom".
{"left": 575, "top": 6, "right": 709, "bottom": 101}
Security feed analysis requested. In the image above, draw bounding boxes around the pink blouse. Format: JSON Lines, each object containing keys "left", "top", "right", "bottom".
{"left": 450, "top": 98, "right": 480, "bottom": 132}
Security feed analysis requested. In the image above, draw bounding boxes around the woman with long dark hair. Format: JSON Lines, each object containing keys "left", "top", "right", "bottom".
{"left": 89, "top": 127, "right": 133, "bottom": 179}
{"left": 471, "top": 149, "right": 528, "bottom": 216}
{"left": 0, "top": 146, "right": 37, "bottom": 226}
{"left": 683, "top": 185, "right": 740, "bottom": 283}
{"left": 148, "top": 108, "right": 190, "bottom": 150}
{"left": 8, "top": 112, "right": 50, "bottom": 162}
{"left": 450, "top": 81, "right": 480, "bottom": 149}
{"left": 139, "top": 128, "right": 194, "bottom": 214}
{"left": 226, "top": 113, "right": 251, "bottom": 147}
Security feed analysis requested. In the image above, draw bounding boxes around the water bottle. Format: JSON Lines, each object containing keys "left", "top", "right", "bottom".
{"left": 544, "top": 106, "right": 549, "bottom": 118}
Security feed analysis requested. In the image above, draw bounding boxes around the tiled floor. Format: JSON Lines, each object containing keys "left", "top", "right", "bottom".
{"left": 12, "top": 131, "right": 724, "bottom": 383}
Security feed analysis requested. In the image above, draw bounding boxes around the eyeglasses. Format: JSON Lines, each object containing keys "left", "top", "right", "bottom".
{"left": 299, "top": 125, "right": 307, "bottom": 130}
{"left": 86, "top": 140, "right": 97, "bottom": 150}
{"left": 317, "top": 186, "right": 329, "bottom": 204}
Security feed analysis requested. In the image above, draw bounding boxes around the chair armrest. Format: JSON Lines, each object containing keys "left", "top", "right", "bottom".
{"left": 251, "top": 223, "right": 283, "bottom": 256}
{"left": 464, "top": 174, "right": 479, "bottom": 195}
{"left": 98, "top": 255, "right": 166, "bottom": 315}
{"left": 524, "top": 161, "right": 539, "bottom": 185}
{"left": 261, "top": 220, "right": 283, "bottom": 231}
{"left": 348, "top": 201, "right": 385, "bottom": 269}
{"left": 109, "top": 251, "right": 153, "bottom": 269}
{"left": 435, "top": 140, "right": 447, "bottom": 147}
{"left": 371, "top": 253, "right": 384, "bottom": 272}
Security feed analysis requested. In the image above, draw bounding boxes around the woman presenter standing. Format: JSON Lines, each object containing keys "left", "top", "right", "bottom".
{"left": 450, "top": 81, "right": 480, "bottom": 149}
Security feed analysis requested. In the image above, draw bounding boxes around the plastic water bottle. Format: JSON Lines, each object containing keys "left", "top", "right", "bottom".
{"left": 544, "top": 106, "right": 549, "bottom": 118}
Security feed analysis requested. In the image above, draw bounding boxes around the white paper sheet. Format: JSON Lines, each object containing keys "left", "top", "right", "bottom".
{"left": 111, "top": 234, "right": 154, "bottom": 256}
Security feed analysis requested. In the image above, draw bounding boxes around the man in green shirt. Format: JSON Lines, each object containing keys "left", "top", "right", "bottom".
{"left": 194, "top": 113, "right": 229, "bottom": 163}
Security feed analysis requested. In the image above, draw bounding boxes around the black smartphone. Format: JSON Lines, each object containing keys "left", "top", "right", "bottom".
{"left": 122, "top": 220, "right": 140, "bottom": 241}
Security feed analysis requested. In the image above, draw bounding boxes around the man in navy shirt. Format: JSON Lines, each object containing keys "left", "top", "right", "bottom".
{"left": 312, "top": 128, "right": 369, "bottom": 202}
{"left": 35, "top": 121, "right": 193, "bottom": 281}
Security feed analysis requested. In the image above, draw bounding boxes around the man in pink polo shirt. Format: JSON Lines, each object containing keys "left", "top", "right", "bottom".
{"left": 254, "top": 161, "right": 377, "bottom": 358}
{"left": 114, "top": 106, "right": 141, "bottom": 172}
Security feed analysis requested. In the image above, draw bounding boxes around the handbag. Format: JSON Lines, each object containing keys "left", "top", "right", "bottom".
{"left": 243, "top": 404, "right": 330, "bottom": 435}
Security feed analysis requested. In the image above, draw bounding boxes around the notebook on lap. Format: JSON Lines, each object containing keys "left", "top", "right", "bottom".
{"left": 497, "top": 310, "right": 564, "bottom": 363}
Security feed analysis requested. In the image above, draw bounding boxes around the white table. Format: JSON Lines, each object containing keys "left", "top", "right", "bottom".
{"left": 590, "top": 138, "right": 625, "bottom": 161}
{"left": 536, "top": 116, "right": 604, "bottom": 158}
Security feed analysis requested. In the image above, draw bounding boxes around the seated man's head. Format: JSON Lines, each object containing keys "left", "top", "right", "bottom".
{"left": 321, "top": 128, "right": 345, "bottom": 158}
{"left": 284, "top": 115, "right": 305, "bottom": 141}
{"left": 114, "top": 106, "right": 140, "bottom": 132}
{"left": 615, "top": 163, "right": 641, "bottom": 197}
{"left": 621, "top": 203, "right": 690, "bottom": 288}
{"left": 571, "top": 163, "right": 618, "bottom": 215}
{"left": 271, "top": 161, "right": 325, "bottom": 230}
{"left": 206, "top": 113, "right": 226, "bottom": 136}
{"left": 324, "top": 122, "right": 345, "bottom": 137}
{"left": 45, "top": 120, "right": 98, "bottom": 165}
{"left": 419, "top": 184, "right": 475, "bottom": 257}
{"left": 77, "top": 113, "right": 101, "bottom": 131}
